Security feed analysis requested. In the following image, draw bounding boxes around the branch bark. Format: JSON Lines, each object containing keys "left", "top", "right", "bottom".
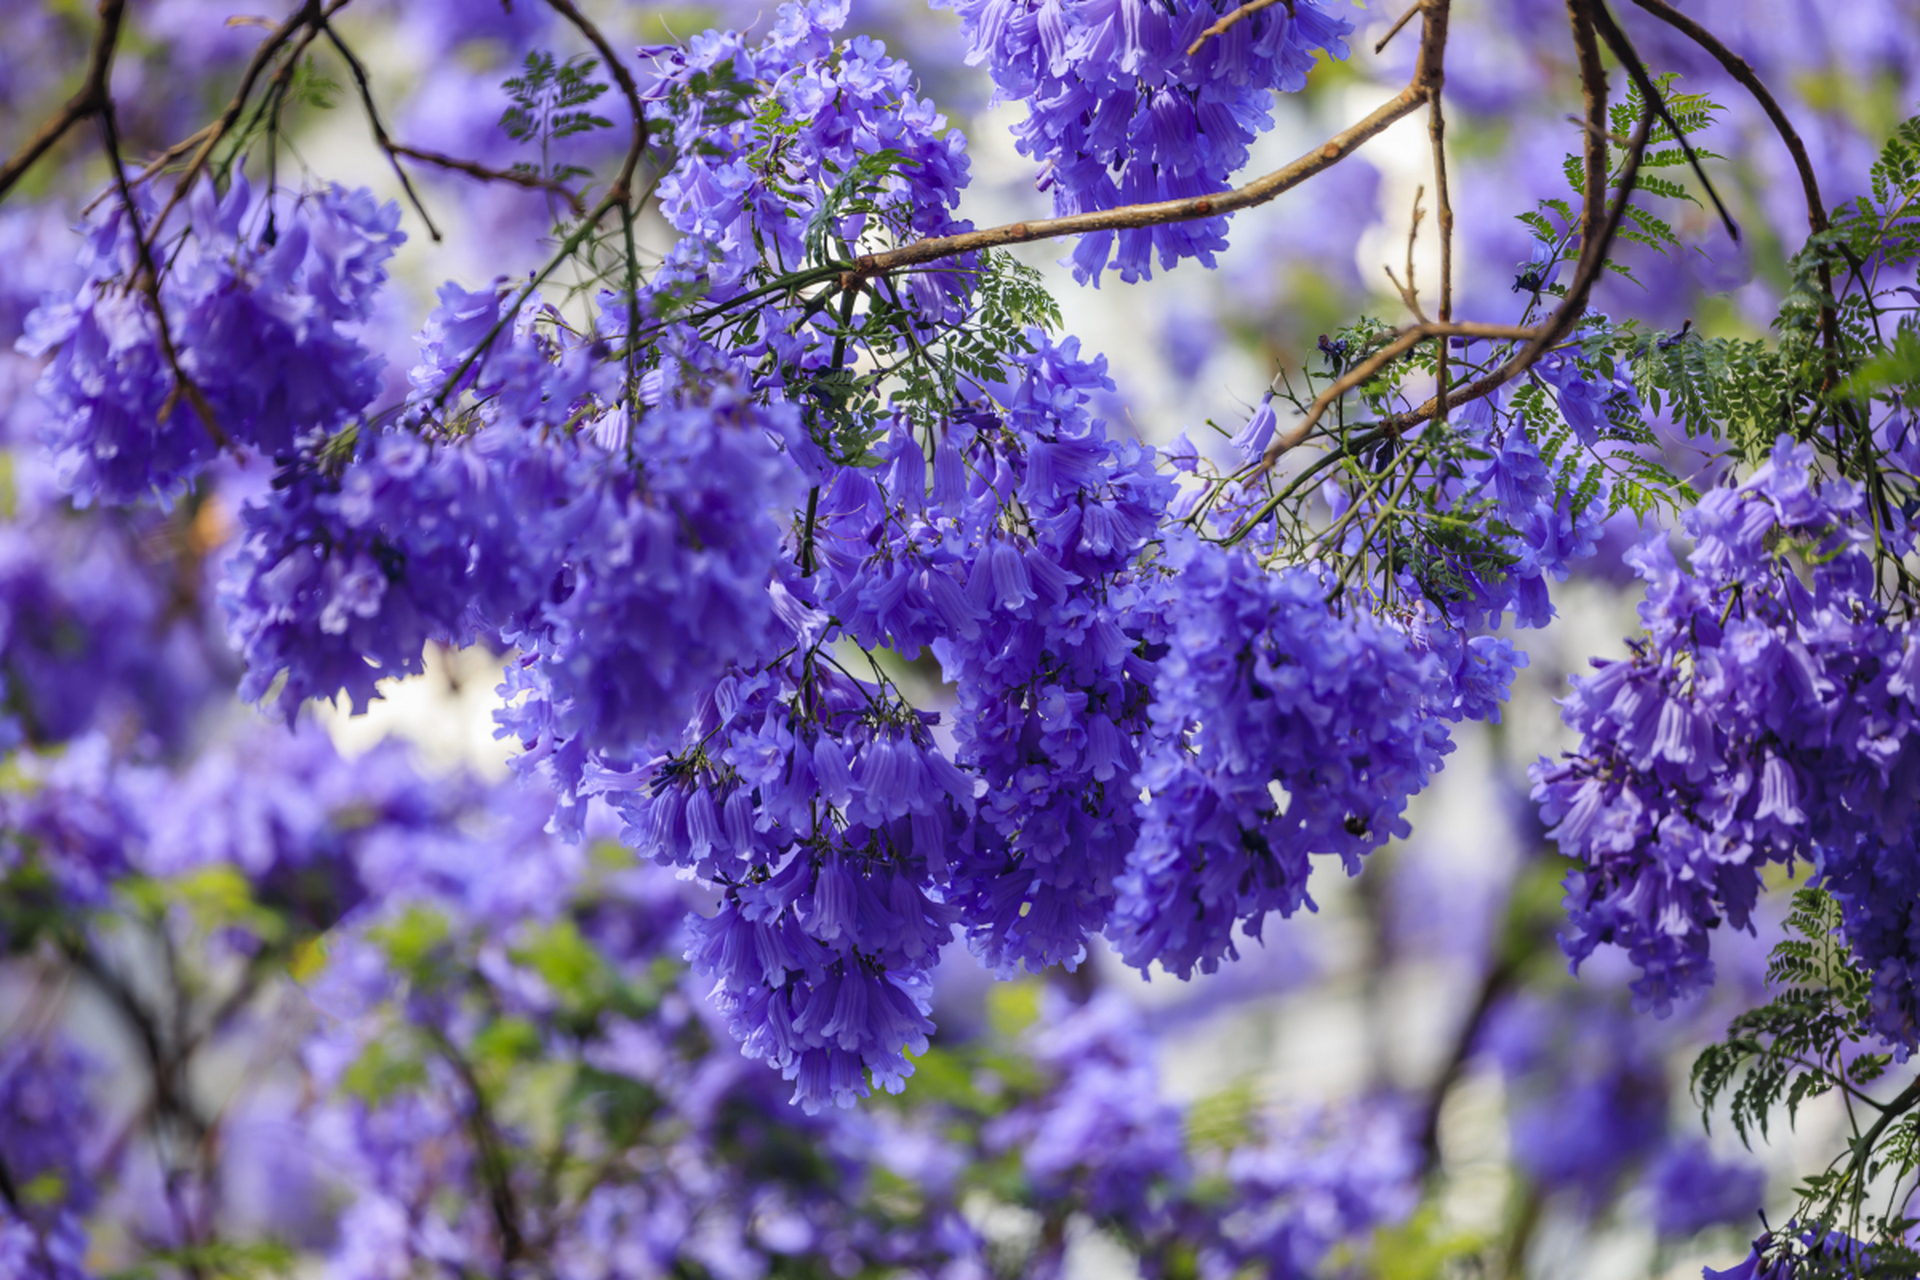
{"left": 0, "top": 0, "right": 127, "bottom": 201}
{"left": 849, "top": 81, "right": 1432, "bottom": 282}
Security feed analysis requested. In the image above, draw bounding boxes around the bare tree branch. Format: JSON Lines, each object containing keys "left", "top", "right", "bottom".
{"left": 0, "top": 0, "right": 127, "bottom": 201}
{"left": 1588, "top": 0, "right": 1739, "bottom": 241}
{"left": 849, "top": 80, "right": 1434, "bottom": 282}
{"left": 319, "top": 21, "right": 442, "bottom": 240}
{"left": 1622, "top": 0, "right": 1843, "bottom": 364}
{"left": 389, "top": 141, "right": 587, "bottom": 217}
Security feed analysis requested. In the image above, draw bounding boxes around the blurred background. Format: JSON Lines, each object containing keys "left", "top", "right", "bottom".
{"left": 3, "top": 0, "right": 1918, "bottom": 1276}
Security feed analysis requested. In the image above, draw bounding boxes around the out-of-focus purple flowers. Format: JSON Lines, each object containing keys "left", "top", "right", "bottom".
{"left": 1642, "top": 1140, "right": 1767, "bottom": 1240}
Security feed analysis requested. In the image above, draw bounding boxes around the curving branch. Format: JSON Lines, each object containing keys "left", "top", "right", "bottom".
{"left": 850, "top": 81, "right": 1433, "bottom": 282}
{"left": 1588, "top": 0, "right": 1739, "bottom": 241}
{"left": 0, "top": 0, "right": 127, "bottom": 201}
{"left": 1624, "top": 0, "right": 1825, "bottom": 235}
{"left": 319, "top": 20, "right": 442, "bottom": 241}
{"left": 1621, "top": 0, "right": 1843, "bottom": 365}
{"left": 541, "top": 0, "right": 651, "bottom": 202}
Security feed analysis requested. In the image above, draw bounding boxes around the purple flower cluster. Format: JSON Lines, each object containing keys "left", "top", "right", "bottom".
{"left": 645, "top": 0, "right": 974, "bottom": 320}
{"left": 0, "top": 1031, "right": 100, "bottom": 1278}
{"left": 0, "top": 734, "right": 154, "bottom": 929}
{"left": 296, "top": 769, "right": 985, "bottom": 1277}
{"left": 906, "top": 334, "right": 1171, "bottom": 975}
{"left": 1642, "top": 1140, "right": 1767, "bottom": 1240}
{"left": 1705, "top": 1227, "right": 1881, "bottom": 1280}
{"left": 0, "top": 1036, "right": 101, "bottom": 1224}
{"left": 989, "top": 991, "right": 1188, "bottom": 1224}
{"left": 1481, "top": 993, "right": 1669, "bottom": 1206}
{"left": 1449, "top": 379, "right": 1610, "bottom": 629}
{"left": 1215, "top": 1103, "right": 1420, "bottom": 1276}
{"left": 220, "top": 425, "right": 551, "bottom": 721}
{"left": 224, "top": 322, "right": 800, "bottom": 781}
{"left": 20, "top": 180, "right": 403, "bottom": 505}
{"left": 985, "top": 990, "right": 1419, "bottom": 1279}
{"left": 1532, "top": 438, "right": 1920, "bottom": 1037}
{"left": 1115, "top": 535, "right": 1458, "bottom": 978}
{"left": 621, "top": 655, "right": 970, "bottom": 1112}
{"left": 938, "top": 0, "right": 1351, "bottom": 282}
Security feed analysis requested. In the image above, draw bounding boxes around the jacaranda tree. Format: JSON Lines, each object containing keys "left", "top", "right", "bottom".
{"left": 2, "top": 0, "right": 1919, "bottom": 1276}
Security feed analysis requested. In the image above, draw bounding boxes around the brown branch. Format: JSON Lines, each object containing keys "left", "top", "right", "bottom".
{"left": 851, "top": 81, "right": 1432, "bottom": 281}
{"left": 143, "top": 0, "right": 335, "bottom": 258}
{"left": 1624, "top": 0, "right": 1823, "bottom": 235}
{"left": 1418, "top": 956, "right": 1516, "bottom": 1169}
{"left": 1186, "top": 0, "right": 1293, "bottom": 59}
{"left": 1621, "top": 0, "right": 1842, "bottom": 363}
{"left": 1373, "top": 109, "right": 1657, "bottom": 439}
{"left": 84, "top": 123, "right": 219, "bottom": 214}
{"left": 1587, "top": 0, "right": 1738, "bottom": 241}
{"left": 0, "top": 0, "right": 126, "bottom": 201}
{"left": 1422, "top": 0, "right": 1454, "bottom": 421}
{"left": 389, "top": 142, "right": 587, "bottom": 218}
{"left": 427, "top": 1024, "right": 527, "bottom": 1262}
{"left": 1385, "top": 184, "right": 1428, "bottom": 322}
{"left": 1374, "top": 0, "right": 1422, "bottom": 55}
{"left": 318, "top": 21, "right": 441, "bottom": 241}
{"left": 1569, "top": 0, "right": 1610, "bottom": 268}
{"left": 97, "top": 95, "right": 229, "bottom": 449}
{"left": 1259, "top": 8, "right": 1646, "bottom": 462}
{"left": 59, "top": 936, "right": 210, "bottom": 1143}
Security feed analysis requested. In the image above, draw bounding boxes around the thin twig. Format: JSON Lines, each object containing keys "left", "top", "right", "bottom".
{"left": 541, "top": 0, "right": 650, "bottom": 200}
{"left": 0, "top": 0, "right": 127, "bottom": 200}
{"left": 1374, "top": 0, "right": 1422, "bottom": 55}
{"left": 389, "top": 141, "right": 587, "bottom": 217}
{"left": 1186, "top": 0, "right": 1294, "bottom": 58}
{"left": 1252, "top": 321, "right": 1545, "bottom": 473}
{"left": 1398, "top": 184, "right": 1428, "bottom": 321}
{"left": 319, "top": 21, "right": 442, "bottom": 240}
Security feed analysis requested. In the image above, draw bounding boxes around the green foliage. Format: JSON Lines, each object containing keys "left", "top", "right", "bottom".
{"left": 104, "top": 1240, "right": 300, "bottom": 1280}
{"left": 288, "top": 56, "right": 339, "bottom": 112}
{"left": 500, "top": 50, "right": 613, "bottom": 185}
{"left": 1694, "top": 889, "right": 1877, "bottom": 1147}
{"left": 1633, "top": 327, "right": 1788, "bottom": 460}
